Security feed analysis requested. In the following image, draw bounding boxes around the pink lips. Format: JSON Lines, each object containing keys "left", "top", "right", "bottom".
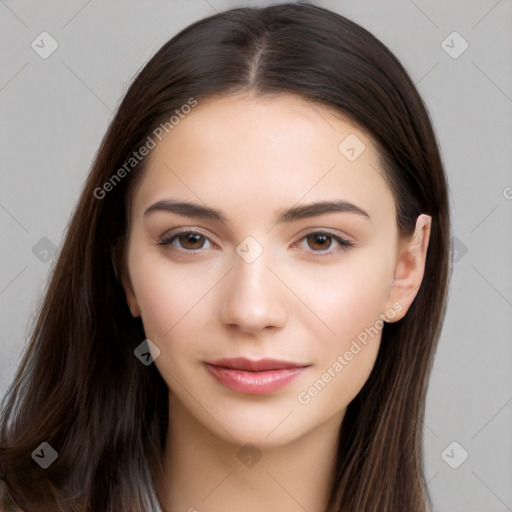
{"left": 205, "top": 357, "right": 309, "bottom": 394}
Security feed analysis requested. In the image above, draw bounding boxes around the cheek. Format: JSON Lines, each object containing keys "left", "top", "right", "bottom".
{"left": 128, "top": 251, "right": 221, "bottom": 343}
{"left": 129, "top": 256, "right": 219, "bottom": 388}
{"left": 289, "top": 253, "right": 392, "bottom": 405}
{"left": 285, "top": 250, "right": 394, "bottom": 342}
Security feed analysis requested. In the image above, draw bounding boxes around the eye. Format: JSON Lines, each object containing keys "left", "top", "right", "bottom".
{"left": 157, "top": 229, "right": 352, "bottom": 255}
{"left": 296, "top": 231, "right": 353, "bottom": 255}
{"left": 158, "top": 230, "right": 213, "bottom": 251}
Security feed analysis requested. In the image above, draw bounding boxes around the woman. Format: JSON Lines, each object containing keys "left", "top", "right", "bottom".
{"left": 0, "top": 2, "right": 450, "bottom": 511}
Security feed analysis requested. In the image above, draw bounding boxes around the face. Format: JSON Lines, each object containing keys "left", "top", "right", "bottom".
{"left": 122, "top": 93, "right": 427, "bottom": 448}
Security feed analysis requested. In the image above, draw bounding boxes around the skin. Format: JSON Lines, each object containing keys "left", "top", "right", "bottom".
{"left": 121, "top": 92, "right": 431, "bottom": 512}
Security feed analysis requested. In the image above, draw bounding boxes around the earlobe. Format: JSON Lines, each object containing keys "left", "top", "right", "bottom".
{"left": 385, "top": 214, "right": 431, "bottom": 322}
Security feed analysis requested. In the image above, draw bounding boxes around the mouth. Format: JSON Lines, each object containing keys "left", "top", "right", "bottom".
{"left": 204, "top": 357, "right": 310, "bottom": 394}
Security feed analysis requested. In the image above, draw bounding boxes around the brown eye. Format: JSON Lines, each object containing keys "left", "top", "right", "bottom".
{"left": 158, "top": 231, "right": 212, "bottom": 251}
{"left": 177, "top": 232, "right": 207, "bottom": 250}
{"left": 306, "top": 233, "right": 333, "bottom": 251}
{"left": 297, "top": 231, "right": 353, "bottom": 255}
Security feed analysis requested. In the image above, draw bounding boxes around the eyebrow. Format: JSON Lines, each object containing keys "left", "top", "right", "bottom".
{"left": 144, "top": 199, "right": 370, "bottom": 223}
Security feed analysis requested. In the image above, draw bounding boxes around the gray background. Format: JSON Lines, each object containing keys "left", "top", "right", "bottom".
{"left": 1, "top": 1, "right": 511, "bottom": 510}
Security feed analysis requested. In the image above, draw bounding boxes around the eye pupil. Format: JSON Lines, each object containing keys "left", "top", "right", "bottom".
{"left": 180, "top": 233, "right": 204, "bottom": 249}
{"left": 307, "top": 233, "right": 331, "bottom": 251}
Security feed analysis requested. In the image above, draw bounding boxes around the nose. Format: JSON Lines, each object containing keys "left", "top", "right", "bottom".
{"left": 218, "top": 252, "right": 288, "bottom": 334}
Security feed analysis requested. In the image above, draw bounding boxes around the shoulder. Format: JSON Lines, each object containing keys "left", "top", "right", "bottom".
{"left": 0, "top": 476, "right": 26, "bottom": 512}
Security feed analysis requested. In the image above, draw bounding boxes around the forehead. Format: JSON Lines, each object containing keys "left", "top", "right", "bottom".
{"left": 131, "top": 93, "right": 396, "bottom": 226}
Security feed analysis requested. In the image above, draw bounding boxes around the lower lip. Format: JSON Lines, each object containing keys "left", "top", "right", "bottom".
{"left": 205, "top": 363, "right": 307, "bottom": 394}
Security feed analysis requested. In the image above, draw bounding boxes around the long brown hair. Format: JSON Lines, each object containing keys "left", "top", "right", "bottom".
{"left": 0, "top": 3, "right": 450, "bottom": 511}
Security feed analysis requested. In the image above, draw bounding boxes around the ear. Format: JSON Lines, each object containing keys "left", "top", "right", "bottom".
{"left": 112, "top": 239, "right": 141, "bottom": 318}
{"left": 384, "top": 214, "right": 431, "bottom": 322}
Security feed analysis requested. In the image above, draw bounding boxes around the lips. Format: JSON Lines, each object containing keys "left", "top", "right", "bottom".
{"left": 208, "top": 357, "right": 306, "bottom": 372}
{"left": 205, "top": 357, "right": 310, "bottom": 394}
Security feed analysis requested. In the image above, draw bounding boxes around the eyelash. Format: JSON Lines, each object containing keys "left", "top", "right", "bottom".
{"left": 157, "top": 229, "right": 354, "bottom": 257}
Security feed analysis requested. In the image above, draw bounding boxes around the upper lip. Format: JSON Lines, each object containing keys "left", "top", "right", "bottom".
{"left": 207, "top": 357, "right": 308, "bottom": 372}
